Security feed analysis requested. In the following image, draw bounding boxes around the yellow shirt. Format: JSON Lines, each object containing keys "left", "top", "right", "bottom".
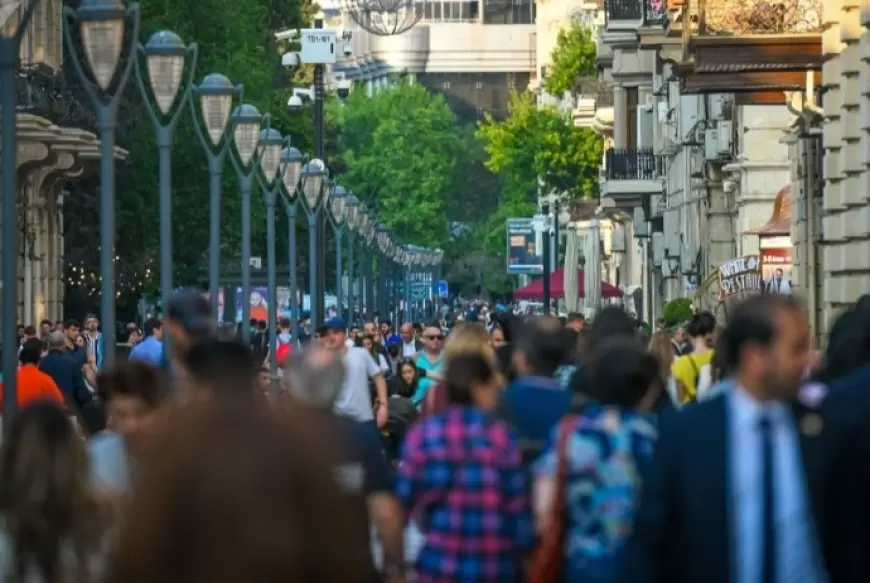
{"left": 671, "top": 349, "right": 714, "bottom": 403}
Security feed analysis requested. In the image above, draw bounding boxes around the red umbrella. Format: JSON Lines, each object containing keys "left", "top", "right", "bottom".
{"left": 514, "top": 268, "right": 622, "bottom": 300}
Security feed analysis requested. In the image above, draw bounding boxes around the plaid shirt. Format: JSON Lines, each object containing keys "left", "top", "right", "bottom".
{"left": 395, "top": 405, "right": 534, "bottom": 583}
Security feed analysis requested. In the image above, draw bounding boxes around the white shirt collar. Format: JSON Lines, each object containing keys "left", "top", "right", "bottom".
{"left": 731, "top": 383, "right": 791, "bottom": 428}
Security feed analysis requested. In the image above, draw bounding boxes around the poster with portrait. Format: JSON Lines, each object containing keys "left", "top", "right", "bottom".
{"left": 761, "top": 248, "right": 793, "bottom": 296}
{"left": 235, "top": 287, "right": 269, "bottom": 323}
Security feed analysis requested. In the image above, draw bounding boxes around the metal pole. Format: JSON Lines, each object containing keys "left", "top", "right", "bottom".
{"left": 1, "top": 37, "right": 20, "bottom": 425}
{"left": 286, "top": 202, "right": 299, "bottom": 346}
{"left": 347, "top": 233, "right": 355, "bottom": 323}
{"left": 208, "top": 157, "right": 222, "bottom": 318}
{"left": 313, "top": 17, "right": 326, "bottom": 327}
{"left": 335, "top": 226, "right": 343, "bottom": 323}
{"left": 404, "top": 265, "right": 411, "bottom": 324}
{"left": 365, "top": 246, "right": 374, "bottom": 320}
{"left": 97, "top": 113, "right": 117, "bottom": 365}
{"left": 542, "top": 202, "right": 551, "bottom": 315}
{"left": 308, "top": 210, "right": 318, "bottom": 327}
{"left": 156, "top": 129, "right": 173, "bottom": 361}
{"left": 241, "top": 177, "right": 252, "bottom": 331}
{"left": 265, "top": 194, "right": 278, "bottom": 377}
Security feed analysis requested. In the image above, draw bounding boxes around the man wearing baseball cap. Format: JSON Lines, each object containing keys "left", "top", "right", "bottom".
{"left": 321, "top": 317, "right": 389, "bottom": 434}
{"left": 163, "top": 289, "right": 216, "bottom": 379}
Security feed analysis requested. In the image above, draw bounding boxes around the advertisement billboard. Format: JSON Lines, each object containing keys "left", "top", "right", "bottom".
{"left": 506, "top": 218, "right": 543, "bottom": 275}
{"left": 761, "top": 248, "right": 792, "bottom": 296}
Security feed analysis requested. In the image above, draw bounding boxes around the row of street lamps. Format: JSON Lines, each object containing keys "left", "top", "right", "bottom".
{"left": 0, "top": 0, "right": 445, "bottom": 419}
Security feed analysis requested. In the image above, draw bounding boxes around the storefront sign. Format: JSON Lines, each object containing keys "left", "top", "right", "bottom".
{"left": 506, "top": 218, "right": 543, "bottom": 275}
{"left": 718, "top": 255, "right": 762, "bottom": 300}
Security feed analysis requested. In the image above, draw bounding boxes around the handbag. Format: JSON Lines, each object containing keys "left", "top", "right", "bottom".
{"left": 530, "top": 415, "right": 576, "bottom": 583}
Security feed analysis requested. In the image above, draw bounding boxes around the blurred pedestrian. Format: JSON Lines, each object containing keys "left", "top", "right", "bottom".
{"left": 0, "top": 402, "right": 107, "bottom": 581}
{"left": 106, "top": 398, "right": 373, "bottom": 583}
{"left": 397, "top": 352, "right": 533, "bottom": 582}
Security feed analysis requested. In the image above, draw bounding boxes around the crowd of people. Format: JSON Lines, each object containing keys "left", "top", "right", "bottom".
{"left": 3, "top": 291, "right": 870, "bottom": 582}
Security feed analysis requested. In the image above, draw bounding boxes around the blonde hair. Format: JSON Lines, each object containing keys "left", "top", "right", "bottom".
{"left": 443, "top": 322, "right": 495, "bottom": 365}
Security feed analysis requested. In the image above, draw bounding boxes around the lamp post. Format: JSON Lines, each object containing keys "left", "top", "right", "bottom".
{"left": 280, "top": 146, "right": 304, "bottom": 345}
{"left": 402, "top": 247, "right": 412, "bottom": 324}
{"left": 300, "top": 159, "right": 327, "bottom": 326}
{"left": 256, "top": 126, "right": 284, "bottom": 378}
{"left": 360, "top": 210, "right": 374, "bottom": 318}
{"left": 376, "top": 224, "right": 390, "bottom": 322}
{"left": 63, "top": 0, "right": 141, "bottom": 367}
{"left": 1, "top": 0, "right": 39, "bottom": 427}
{"left": 329, "top": 184, "right": 348, "bottom": 321}
{"left": 344, "top": 194, "right": 360, "bottom": 322}
{"left": 229, "top": 104, "right": 263, "bottom": 331}
{"left": 191, "top": 73, "right": 241, "bottom": 319}
{"left": 134, "top": 30, "right": 197, "bottom": 363}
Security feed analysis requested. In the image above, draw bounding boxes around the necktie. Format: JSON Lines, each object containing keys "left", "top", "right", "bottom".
{"left": 760, "top": 414, "right": 776, "bottom": 583}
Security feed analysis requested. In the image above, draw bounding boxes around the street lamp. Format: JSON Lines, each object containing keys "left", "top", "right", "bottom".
{"left": 280, "top": 146, "right": 305, "bottom": 344}
{"left": 300, "top": 159, "right": 327, "bottom": 326}
{"left": 63, "top": 0, "right": 141, "bottom": 368}
{"left": 329, "top": 184, "right": 348, "bottom": 321}
{"left": 376, "top": 224, "right": 390, "bottom": 320}
{"left": 135, "top": 30, "right": 198, "bottom": 363}
{"left": 256, "top": 126, "right": 284, "bottom": 378}
{"left": 344, "top": 194, "right": 360, "bottom": 322}
{"left": 192, "top": 73, "right": 241, "bottom": 319}
{"left": 230, "top": 103, "right": 263, "bottom": 330}
{"left": 1, "top": 0, "right": 40, "bottom": 427}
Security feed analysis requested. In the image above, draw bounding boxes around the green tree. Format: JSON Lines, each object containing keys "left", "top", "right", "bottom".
{"left": 543, "top": 20, "right": 598, "bottom": 97}
{"left": 329, "top": 82, "right": 462, "bottom": 251}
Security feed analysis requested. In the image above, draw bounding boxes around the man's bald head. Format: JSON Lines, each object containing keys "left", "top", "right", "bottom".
{"left": 47, "top": 331, "right": 66, "bottom": 351}
{"left": 283, "top": 346, "right": 345, "bottom": 409}
{"left": 400, "top": 323, "right": 414, "bottom": 341}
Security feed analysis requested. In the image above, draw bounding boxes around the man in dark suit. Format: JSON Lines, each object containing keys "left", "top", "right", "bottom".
{"left": 622, "top": 294, "right": 857, "bottom": 583}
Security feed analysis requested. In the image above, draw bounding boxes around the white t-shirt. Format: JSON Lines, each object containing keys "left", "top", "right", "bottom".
{"left": 334, "top": 347, "right": 382, "bottom": 422}
{"left": 402, "top": 341, "right": 418, "bottom": 358}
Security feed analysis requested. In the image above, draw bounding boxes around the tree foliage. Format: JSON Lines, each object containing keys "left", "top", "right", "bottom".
{"left": 543, "top": 20, "right": 598, "bottom": 97}
{"left": 328, "top": 82, "right": 462, "bottom": 251}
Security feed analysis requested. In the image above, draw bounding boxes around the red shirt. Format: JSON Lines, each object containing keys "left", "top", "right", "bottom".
{"left": 0, "top": 364, "right": 66, "bottom": 409}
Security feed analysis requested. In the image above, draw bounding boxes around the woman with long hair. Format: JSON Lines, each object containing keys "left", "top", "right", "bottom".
{"left": 0, "top": 402, "right": 107, "bottom": 582}
{"left": 106, "top": 399, "right": 374, "bottom": 583}
{"left": 397, "top": 353, "right": 533, "bottom": 582}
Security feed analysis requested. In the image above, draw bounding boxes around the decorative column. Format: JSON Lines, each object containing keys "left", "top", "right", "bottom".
{"left": 821, "top": 0, "right": 847, "bottom": 333}
{"left": 612, "top": 86, "right": 628, "bottom": 150}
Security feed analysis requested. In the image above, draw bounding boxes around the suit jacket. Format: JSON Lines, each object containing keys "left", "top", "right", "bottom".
{"left": 621, "top": 392, "right": 861, "bottom": 583}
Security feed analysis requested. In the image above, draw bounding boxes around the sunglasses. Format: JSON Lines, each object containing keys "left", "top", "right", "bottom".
{"left": 425, "top": 334, "right": 444, "bottom": 341}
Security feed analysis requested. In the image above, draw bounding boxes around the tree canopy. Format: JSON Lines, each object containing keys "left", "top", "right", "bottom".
{"left": 328, "top": 82, "right": 462, "bottom": 251}
{"left": 543, "top": 20, "right": 598, "bottom": 97}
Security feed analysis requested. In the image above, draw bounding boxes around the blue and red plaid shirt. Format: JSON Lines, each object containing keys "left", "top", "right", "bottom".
{"left": 395, "top": 405, "right": 534, "bottom": 583}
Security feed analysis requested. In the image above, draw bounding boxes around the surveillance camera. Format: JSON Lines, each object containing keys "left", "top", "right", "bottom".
{"left": 288, "top": 93, "right": 303, "bottom": 113}
{"left": 342, "top": 42, "right": 353, "bottom": 58}
{"left": 281, "top": 51, "right": 300, "bottom": 69}
{"left": 336, "top": 78, "right": 351, "bottom": 100}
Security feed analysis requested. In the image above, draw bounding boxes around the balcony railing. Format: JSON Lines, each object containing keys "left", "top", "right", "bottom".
{"left": 605, "top": 149, "right": 666, "bottom": 180}
{"left": 605, "top": 0, "right": 669, "bottom": 26}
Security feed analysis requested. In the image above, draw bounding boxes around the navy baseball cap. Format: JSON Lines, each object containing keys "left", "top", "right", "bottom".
{"left": 323, "top": 317, "right": 346, "bottom": 331}
{"left": 167, "top": 289, "right": 213, "bottom": 336}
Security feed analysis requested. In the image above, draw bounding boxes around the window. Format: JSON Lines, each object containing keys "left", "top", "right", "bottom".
{"left": 442, "top": 81, "right": 450, "bottom": 90}
{"left": 507, "top": 73, "right": 516, "bottom": 90}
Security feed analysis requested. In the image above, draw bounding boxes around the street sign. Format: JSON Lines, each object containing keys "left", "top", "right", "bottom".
{"left": 300, "top": 29, "right": 337, "bottom": 64}
{"left": 506, "top": 218, "right": 544, "bottom": 275}
{"left": 436, "top": 280, "right": 448, "bottom": 297}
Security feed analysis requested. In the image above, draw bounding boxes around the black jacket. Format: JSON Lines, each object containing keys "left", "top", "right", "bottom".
{"left": 39, "top": 349, "right": 93, "bottom": 410}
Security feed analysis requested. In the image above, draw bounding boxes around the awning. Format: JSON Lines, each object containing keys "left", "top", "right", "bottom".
{"left": 514, "top": 268, "right": 622, "bottom": 300}
{"left": 745, "top": 185, "right": 791, "bottom": 236}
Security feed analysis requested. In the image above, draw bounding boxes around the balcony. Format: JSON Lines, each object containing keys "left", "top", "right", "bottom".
{"left": 601, "top": 149, "right": 665, "bottom": 207}
{"left": 605, "top": 0, "right": 670, "bottom": 29}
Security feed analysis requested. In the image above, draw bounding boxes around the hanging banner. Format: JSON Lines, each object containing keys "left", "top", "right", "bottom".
{"left": 506, "top": 218, "right": 543, "bottom": 275}
{"left": 717, "top": 255, "right": 762, "bottom": 300}
{"left": 761, "top": 248, "right": 793, "bottom": 296}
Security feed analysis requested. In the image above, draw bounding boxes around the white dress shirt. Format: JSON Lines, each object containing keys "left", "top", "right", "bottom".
{"left": 402, "top": 340, "right": 418, "bottom": 358}
{"left": 729, "top": 385, "right": 828, "bottom": 583}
